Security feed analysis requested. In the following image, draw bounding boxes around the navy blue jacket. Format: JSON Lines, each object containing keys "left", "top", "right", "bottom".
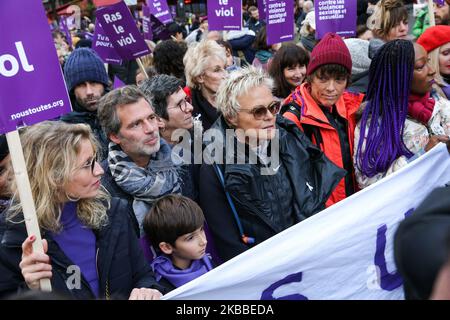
{"left": 0, "top": 198, "right": 168, "bottom": 299}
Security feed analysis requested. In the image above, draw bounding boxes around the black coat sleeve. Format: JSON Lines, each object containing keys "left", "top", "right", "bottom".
{"left": 198, "top": 164, "right": 250, "bottom": 262}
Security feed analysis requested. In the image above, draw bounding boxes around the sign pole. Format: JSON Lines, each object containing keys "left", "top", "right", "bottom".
{"left": 6, "top": 130, "right": 52, "bottom": 292}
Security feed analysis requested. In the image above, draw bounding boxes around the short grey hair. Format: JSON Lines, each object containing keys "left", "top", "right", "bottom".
{"left": 216, "top": 66, "right": 274, "bottom": 120}
{"left": 183, "top": 40, "right": 227, "bottom": 89}
{"left": 97, "top": 85, "right": 151, "bottom": 138}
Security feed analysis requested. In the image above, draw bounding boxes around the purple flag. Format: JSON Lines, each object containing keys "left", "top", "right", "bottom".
{"left": 434, "top": 0, "right": 445, "bottom": 6}
{"left": 265, "top": 0, "right": 294, "bottom": 45}
{"left": 96, "top": 0, "right": 150, "bottom": 60}
{"left": 150, "top": 15, "right": 171, "bottom": 41}
{"left": 92, "top": 20, "right": 123, "bottom": 64}
{"left": 0, "top": 0, "right": 71, "bottom": 134}
{"left": 113, "top": 76, "right": 126, "bottom": 88}
{"left": 315, "top": 0, "right": 356, "bottom": 39}
{"left": 257, "top": 0, "right": 267, "bottom": 21}
{"left": 59, "top": 17, "right": 73, "bottom": 48}
{"left": 169, "top": 5, "right": 177, "bottom": 17}
{"left": 208, "top": 0, "right": 242, "bottom": 31}
{"left": 148, "top": 0, "right": 173, "bottom": 25}
{"left": 142, "top": 6, "right": 153, "bottom": 40}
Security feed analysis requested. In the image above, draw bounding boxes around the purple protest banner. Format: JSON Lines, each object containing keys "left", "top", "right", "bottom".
{"left": 257, "top": 0, "right": 267, "bottom": 21}
{"left": 150, "top": 15, "right": 172, "bottom": 40}
{"left": 0, "top": 0, "right": 71, "bottom": 134}
{"left": 265, "top": 0, "right": 294, "bottom": 45}
{"left": 434, "top": 0, "right": 445, "bottom": 5}
{"left": 315, "top": 0, "right": 356, "bottom": 39}
{"left": 148, "top": 0, "right": 174, "bottom": 24}
{"left": 113, "top": 76, "right": 126, "bottom": 88}
{"left": 96, "top": 0, "right": 151, "bottom": 60}
{"left": 59, "top": 17, "right": 73, "bottom": 48}
{"left": 93, "top": 20, "right": 123, "bottom": 64}
{"left": 208, "top": 0, "right": 242, "bottom": 31}
{"left": 142, "top": 6, "right": 154, "bottom": 40}
{"left": 169, "top": 5, "right": 177, "bottom": 18}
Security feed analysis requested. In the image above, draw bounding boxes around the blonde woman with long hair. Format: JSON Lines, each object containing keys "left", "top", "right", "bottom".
{"left": 0, "top": 121, "right": 166, "bottom": 299}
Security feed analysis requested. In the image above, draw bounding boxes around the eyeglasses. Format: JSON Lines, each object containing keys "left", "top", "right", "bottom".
{"left": 77, "top": 153, "right": 98, "bottom": 174}
{"left": 240, "top": 101, "right": 281, "bottom": 120}
{"left": 169, "top": 95, "right": 192, "bottom": 113}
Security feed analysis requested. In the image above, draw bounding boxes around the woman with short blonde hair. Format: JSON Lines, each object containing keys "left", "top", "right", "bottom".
{"left": 183, "top": 40, "right": 227, "bottom": 130}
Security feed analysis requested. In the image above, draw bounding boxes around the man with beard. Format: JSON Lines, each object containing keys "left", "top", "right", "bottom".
{"left": 97, "top": 86, "right": 182, "bottom": 237}
{"left": 434, "top": 0, "right": 450, "bottom": 26}
{"left": 61, "top": 48, "right": 110, "bottom": 159}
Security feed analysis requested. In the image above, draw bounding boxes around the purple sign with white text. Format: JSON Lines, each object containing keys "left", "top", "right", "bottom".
{"left": 96, "top": 0, "right": 150, "bottom": 60}
{"left": 265, "top": 0, "right": 294, "bottom": 45}
{"left": 92, "top": 20, "right": 123, "bottom": 64}
{"left": 208, "top": 0, "right": 242, "bottom": 31}
{"left": 142, "top": 6, "right": 153, "bottom": 40}
{"left": 0, "top": 0, "right": 71, "bottom": 134}
{"left": 148, "top": 0, "right": 173, "bottom": 25}
{"left": 315, "top": 0, "right": 356, "bottom": 39}
{"left": 257, "top": 0, "right": 267, "bottom": 21}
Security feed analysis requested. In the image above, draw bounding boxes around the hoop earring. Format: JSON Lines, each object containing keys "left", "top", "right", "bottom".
{"left": 65, "top": 192, "right": 80, "bottom": 202}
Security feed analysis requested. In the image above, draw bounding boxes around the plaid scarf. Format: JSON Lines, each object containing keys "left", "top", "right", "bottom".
{"left": 108, "top": 139, "right": 182, "bottom": 235}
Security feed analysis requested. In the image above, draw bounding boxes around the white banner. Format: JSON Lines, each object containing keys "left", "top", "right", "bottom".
{"left": 164, "top": 144, "right": 450, "bottom": 300}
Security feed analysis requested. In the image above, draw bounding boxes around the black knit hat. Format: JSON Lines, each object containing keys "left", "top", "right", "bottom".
{"left": 0, "top": 135, "right": 9, "bottom": 162}
{"left": 63, "top": 48, "right": 109, "bottom": 93}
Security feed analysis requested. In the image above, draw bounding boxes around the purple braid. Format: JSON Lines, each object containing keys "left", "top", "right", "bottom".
{"left": 356, "top": 40, "right": 415, "bottom": 178}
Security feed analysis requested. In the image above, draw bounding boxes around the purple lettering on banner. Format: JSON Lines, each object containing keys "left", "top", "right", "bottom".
{"left": 260, "top": 271, "right": 308, "bottom": 300}
{"left": 150, "top": 15, "right": 171, "bottom": 41}
{"left": 434, "top": 0, "right": 445, "bottom": 6}
{"left": 0, "top": 0, "right": 71, "bottom": 134}
{"left": 373, "top": 209, "right": 413, "bottom": 291}
{"left": 148, "top": 0, "right": 173, "bottom": 25}
{"left": 257, "top": 0, "right": 267, "bottom": 21}
{"left": 142, "top": 6, "right": 153, "bottom": 40}
{"left": 92, "top": 20, "right": 123, "bottom": 64}
{"left": 208, "top": 0, "right": 242, "bottom": 31}
{"left": 315, "top": 0, "right": 356, "bottom": 39}
{"left": 265, "top": 0, "right": 294, "bottom": 45}
{"left": 96, "top": 0, "right": 150, "bottom": 60}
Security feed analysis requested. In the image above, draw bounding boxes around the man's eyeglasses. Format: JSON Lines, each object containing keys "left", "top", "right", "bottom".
{"left": 240, "top": 101, "right": 281, "bottom": 120}
{"left": 169, "top": 95, "right": 192, "bottom": 113}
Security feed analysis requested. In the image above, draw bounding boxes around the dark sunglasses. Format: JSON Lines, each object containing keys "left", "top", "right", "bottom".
{"left": 241, "top": 101, "right": 281, "bottom": 120}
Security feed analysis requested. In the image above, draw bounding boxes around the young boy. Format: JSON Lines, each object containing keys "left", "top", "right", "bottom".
{"left": 143, "top": 194, "right": 213, "bottom": 291}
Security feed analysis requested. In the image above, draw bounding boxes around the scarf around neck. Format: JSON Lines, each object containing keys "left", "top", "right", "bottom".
{"left": 408, "top": 92, "right": 435, "bottom": 125}
{"left": 107, "top": 139, "right": 182, "bottom": 235}
{"left": 151, "top": 254, "right": 213, "bottom": 288}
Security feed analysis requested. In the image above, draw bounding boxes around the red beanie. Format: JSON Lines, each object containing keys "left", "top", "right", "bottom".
{"left": 306, "top": 32, "right": 352, "bottom": 76}
{"left": 417, "top": 25, "right": 450, "bottom": 53}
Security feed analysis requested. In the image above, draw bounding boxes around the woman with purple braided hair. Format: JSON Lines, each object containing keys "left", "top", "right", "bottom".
{"left": 354, "top": 40, "right": 449, "bottom": 189}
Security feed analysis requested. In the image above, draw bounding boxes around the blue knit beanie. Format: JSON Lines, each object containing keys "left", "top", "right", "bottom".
{"left": 63, "top": 48, "right": 109, "bottom": 93}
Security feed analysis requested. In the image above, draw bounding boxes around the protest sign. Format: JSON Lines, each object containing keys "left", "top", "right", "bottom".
{"left": 96, "top": 0, "right": 151, "bottom": 60}
{"left": 207, "top": 0, "right": 242, "bottom": 31}
{"left": 147, "top": 0, "right": 174, "bottom": 24}
{"left": 113, "top": 76, "right": 126, "bottom": 88}
{"left": 142, "top": 6, "right": 153, "bottom": 40}
{"left": 92, "top": 20, "right": 123, "bottom": 64}
{"left": 164, "top": 145, "right": 450, "bottom": 300}
{"left": 257, "top": 0, "right": 267, "bottom": 21}
{"left": 265, "top": 0, "right": 294, "bottom": 45}
{"left": 315, "top": 0, "right": 356, "bottom": 39}
{"left": 59, "top": 17, "right": 73, "bottom": 48}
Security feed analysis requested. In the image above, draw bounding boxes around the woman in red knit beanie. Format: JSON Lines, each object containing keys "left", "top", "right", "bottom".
{"left": 417, "top": 25, "right": 450, "bottom": 100}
